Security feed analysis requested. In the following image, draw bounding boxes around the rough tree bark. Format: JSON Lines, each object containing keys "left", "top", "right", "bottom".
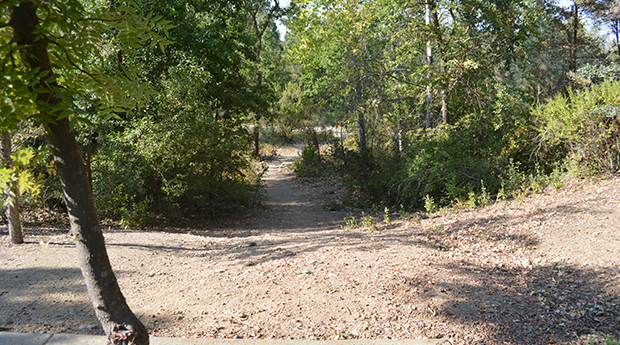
{"left": 1, "top": 131, "right": 23, "bottom": 244}
{"left": 10, "top": 2, "right": 148, "bottom": 344}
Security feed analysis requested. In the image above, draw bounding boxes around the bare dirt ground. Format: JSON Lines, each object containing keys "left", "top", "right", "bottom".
{"left": 1, "top": 145, "right": 619, "bottom": 344}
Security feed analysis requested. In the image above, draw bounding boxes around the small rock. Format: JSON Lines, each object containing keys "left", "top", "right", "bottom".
{"left": 79, "top": 325, "right": 98, "bottom": 330}
{"left": 176, "top": 315, "right": 184, "bottom": 321}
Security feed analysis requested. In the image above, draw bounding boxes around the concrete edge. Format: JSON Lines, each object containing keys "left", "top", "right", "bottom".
{"left": 0, "top": 332, "right": 451, "bottom": 345}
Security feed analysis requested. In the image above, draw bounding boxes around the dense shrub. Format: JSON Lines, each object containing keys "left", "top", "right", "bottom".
{"left": 332, "top": 115, "right": 540, "bottom": 211}
{"left": 92, "top": 114, "right": 261, "bottom": 226}
{"left": 535, "top": 80, "right": 620, "bottom": 173}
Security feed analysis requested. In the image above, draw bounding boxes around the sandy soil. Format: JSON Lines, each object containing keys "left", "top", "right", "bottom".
{"left": 1, "top": 146, "right": 619, "bottom": 344}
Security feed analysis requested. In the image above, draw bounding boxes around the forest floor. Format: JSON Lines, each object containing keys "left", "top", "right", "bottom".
{"left": 1, "top": 144, "right": 619, "bottom": 345}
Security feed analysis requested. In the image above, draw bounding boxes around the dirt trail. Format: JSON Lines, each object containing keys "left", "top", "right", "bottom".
{"left": 246, "top": 145, "right": 344, "bottom": 233}
{"left": 1, "top": 145, "right": 619, "bottom": 344}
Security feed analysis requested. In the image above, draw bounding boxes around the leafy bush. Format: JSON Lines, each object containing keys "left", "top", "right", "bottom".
{"left": 332, "top": 114, "right": 540, "bottom": 212}
{"left": 92, "top": 114, "right": 260, "bottom": 226}
{"left": 90, "top": 52, "right": 265, "bottom": 226}
{"left": 535, "top": 80, "right": 620, "bottom": 174}
{"left": 292, "top": 142, "right": 322, "bottom": 177}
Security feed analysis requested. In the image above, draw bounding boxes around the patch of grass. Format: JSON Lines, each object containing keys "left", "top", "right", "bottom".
{"left": 361, "top": 212, "right": 376, "bottom": 228}
{"left": 383, "top": 207, "right": 391, "bottom": 224}
{"left": 580, "top": 335, "right": 620, "bottom": 345}
{"left": 345, "top": 216, "right": 358, "bottom": 229}
{"left": 424, "top": 194, "right": 437, "bottom": 215}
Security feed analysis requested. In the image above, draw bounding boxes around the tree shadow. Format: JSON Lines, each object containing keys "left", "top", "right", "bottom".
{"left": 0, "top": 267, "right": 103, "bottom": 335}
{"left": 396, "top": 261, "right": 620, "bottom": 344}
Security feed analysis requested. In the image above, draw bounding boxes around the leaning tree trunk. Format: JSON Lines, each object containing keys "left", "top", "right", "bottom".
{"left": 1, "top": 131, "right": 23, "bottom": 244}
{"left": 10, "top": 2, "right": 148, "bottom": 344}
{"left": 46, "top": 117, "right": 149, "bottom": 345}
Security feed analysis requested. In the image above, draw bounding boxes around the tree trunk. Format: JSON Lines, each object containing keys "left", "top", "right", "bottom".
{"left": 614, "top": 19, "right": 620, "bottom": 60}
{"left": 84, "top": 134, "right": 94, "bottom": 193}
{"left": 355, "top": 83, "right": 368, "bottom": 155}
{"left": 430, "top": 0, "right": 448, "bottom": 124}
{"left": 358, "top": 109, "right": 368, "bottom": 155}
{"left": 47, "top": 117, "right": 149, "bottom": 345}
{"left": 247, "top": 0, "right": 281, "bottom": 159}
{"left": 568, "top": 3, "right": 579, "bottom": 73}
{"left": 10, "top": 3, "right": 147, "bottom": 344}
{"left": 425, "top": 1, "right": 432, "bottom": 129}
{"left": 1, "top": 131, "right": 23, "bottom": 245}
{"left": 252, "top": 123, "right": 260, "bottom": 158}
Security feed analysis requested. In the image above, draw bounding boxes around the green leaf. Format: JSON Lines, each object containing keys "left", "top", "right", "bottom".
{"left": 58, "top": 109, "right": 73, "bottom": 119}
{"left": 12, "top": 148, "right": 35, "bottom": 167}
{"left": 50, "top": 102, "right": 68, "bottom": 113}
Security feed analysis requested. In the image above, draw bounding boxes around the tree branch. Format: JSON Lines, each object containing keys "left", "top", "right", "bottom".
{"left": 46, "top": 38, "right": 103, "bottom": 85}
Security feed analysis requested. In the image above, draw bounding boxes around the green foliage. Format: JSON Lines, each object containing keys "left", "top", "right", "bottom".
{"left": 345, "top": 216, "right": 358, "bottom": 229}
{"left": 81, "top": 0, "right": 278, "bottom": 226}
{"left": 332, "top": 111, "right": 545, "bottom": 212}
{"left": 383, "top": 207, "right": 391, "bottom": 224}
{"left": 572, "top": 63, "right": 620, "bottom": 87}
{"left": 424, "top": 194, "right": 437, "bottom": 215}
{"left": 0, "top": 147, "right": 42, "bottom": 209}
{"left": 583, "top": 335, "right": 620, "bottom": 345}
{"left": 395, "top": 123, "right": 507, "bottom": 208}
{"left": 535, "top": 80, "right": 620, "bottom": 173}
{"left": 93, "top": 113, "right": 259, "bottom": 225}
{"left": 360, "top": 212, "right": 376, "bottom": 228}
{"left": 292, "top": 143, "right": 322, "bottom": 177}
{"left": 0, "top": 0, "right": 172, "bottom": 132}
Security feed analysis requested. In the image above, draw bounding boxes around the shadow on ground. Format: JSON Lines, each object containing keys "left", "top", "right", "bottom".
{"left": 0, "top": 267, "right": 102, "bottom": 335}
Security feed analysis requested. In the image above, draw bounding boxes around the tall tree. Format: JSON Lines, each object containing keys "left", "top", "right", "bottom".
{"left": 244, "top": 0, "right": 287, "bottom": 158}
{"left": 1, "top": 131, "right": 22, "bottom": 244}
{"left": 3, "top": 1, "right": 170, "bottom": 343}
{"left": 579, "top": 0, "right": 620, "bottom": 59}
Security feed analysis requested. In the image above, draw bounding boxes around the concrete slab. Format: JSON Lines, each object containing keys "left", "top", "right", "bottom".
{"left": 150, "top": 339, "right": 450, "bottom": 345}
{"left": 0, "top": 333, "right": 451, "bottom": 345}
{"left": 47, "top": 334, "right": 107, "bottom": 345}
{"left": 0, "top": 332, "right": 52, "bottom": 345}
